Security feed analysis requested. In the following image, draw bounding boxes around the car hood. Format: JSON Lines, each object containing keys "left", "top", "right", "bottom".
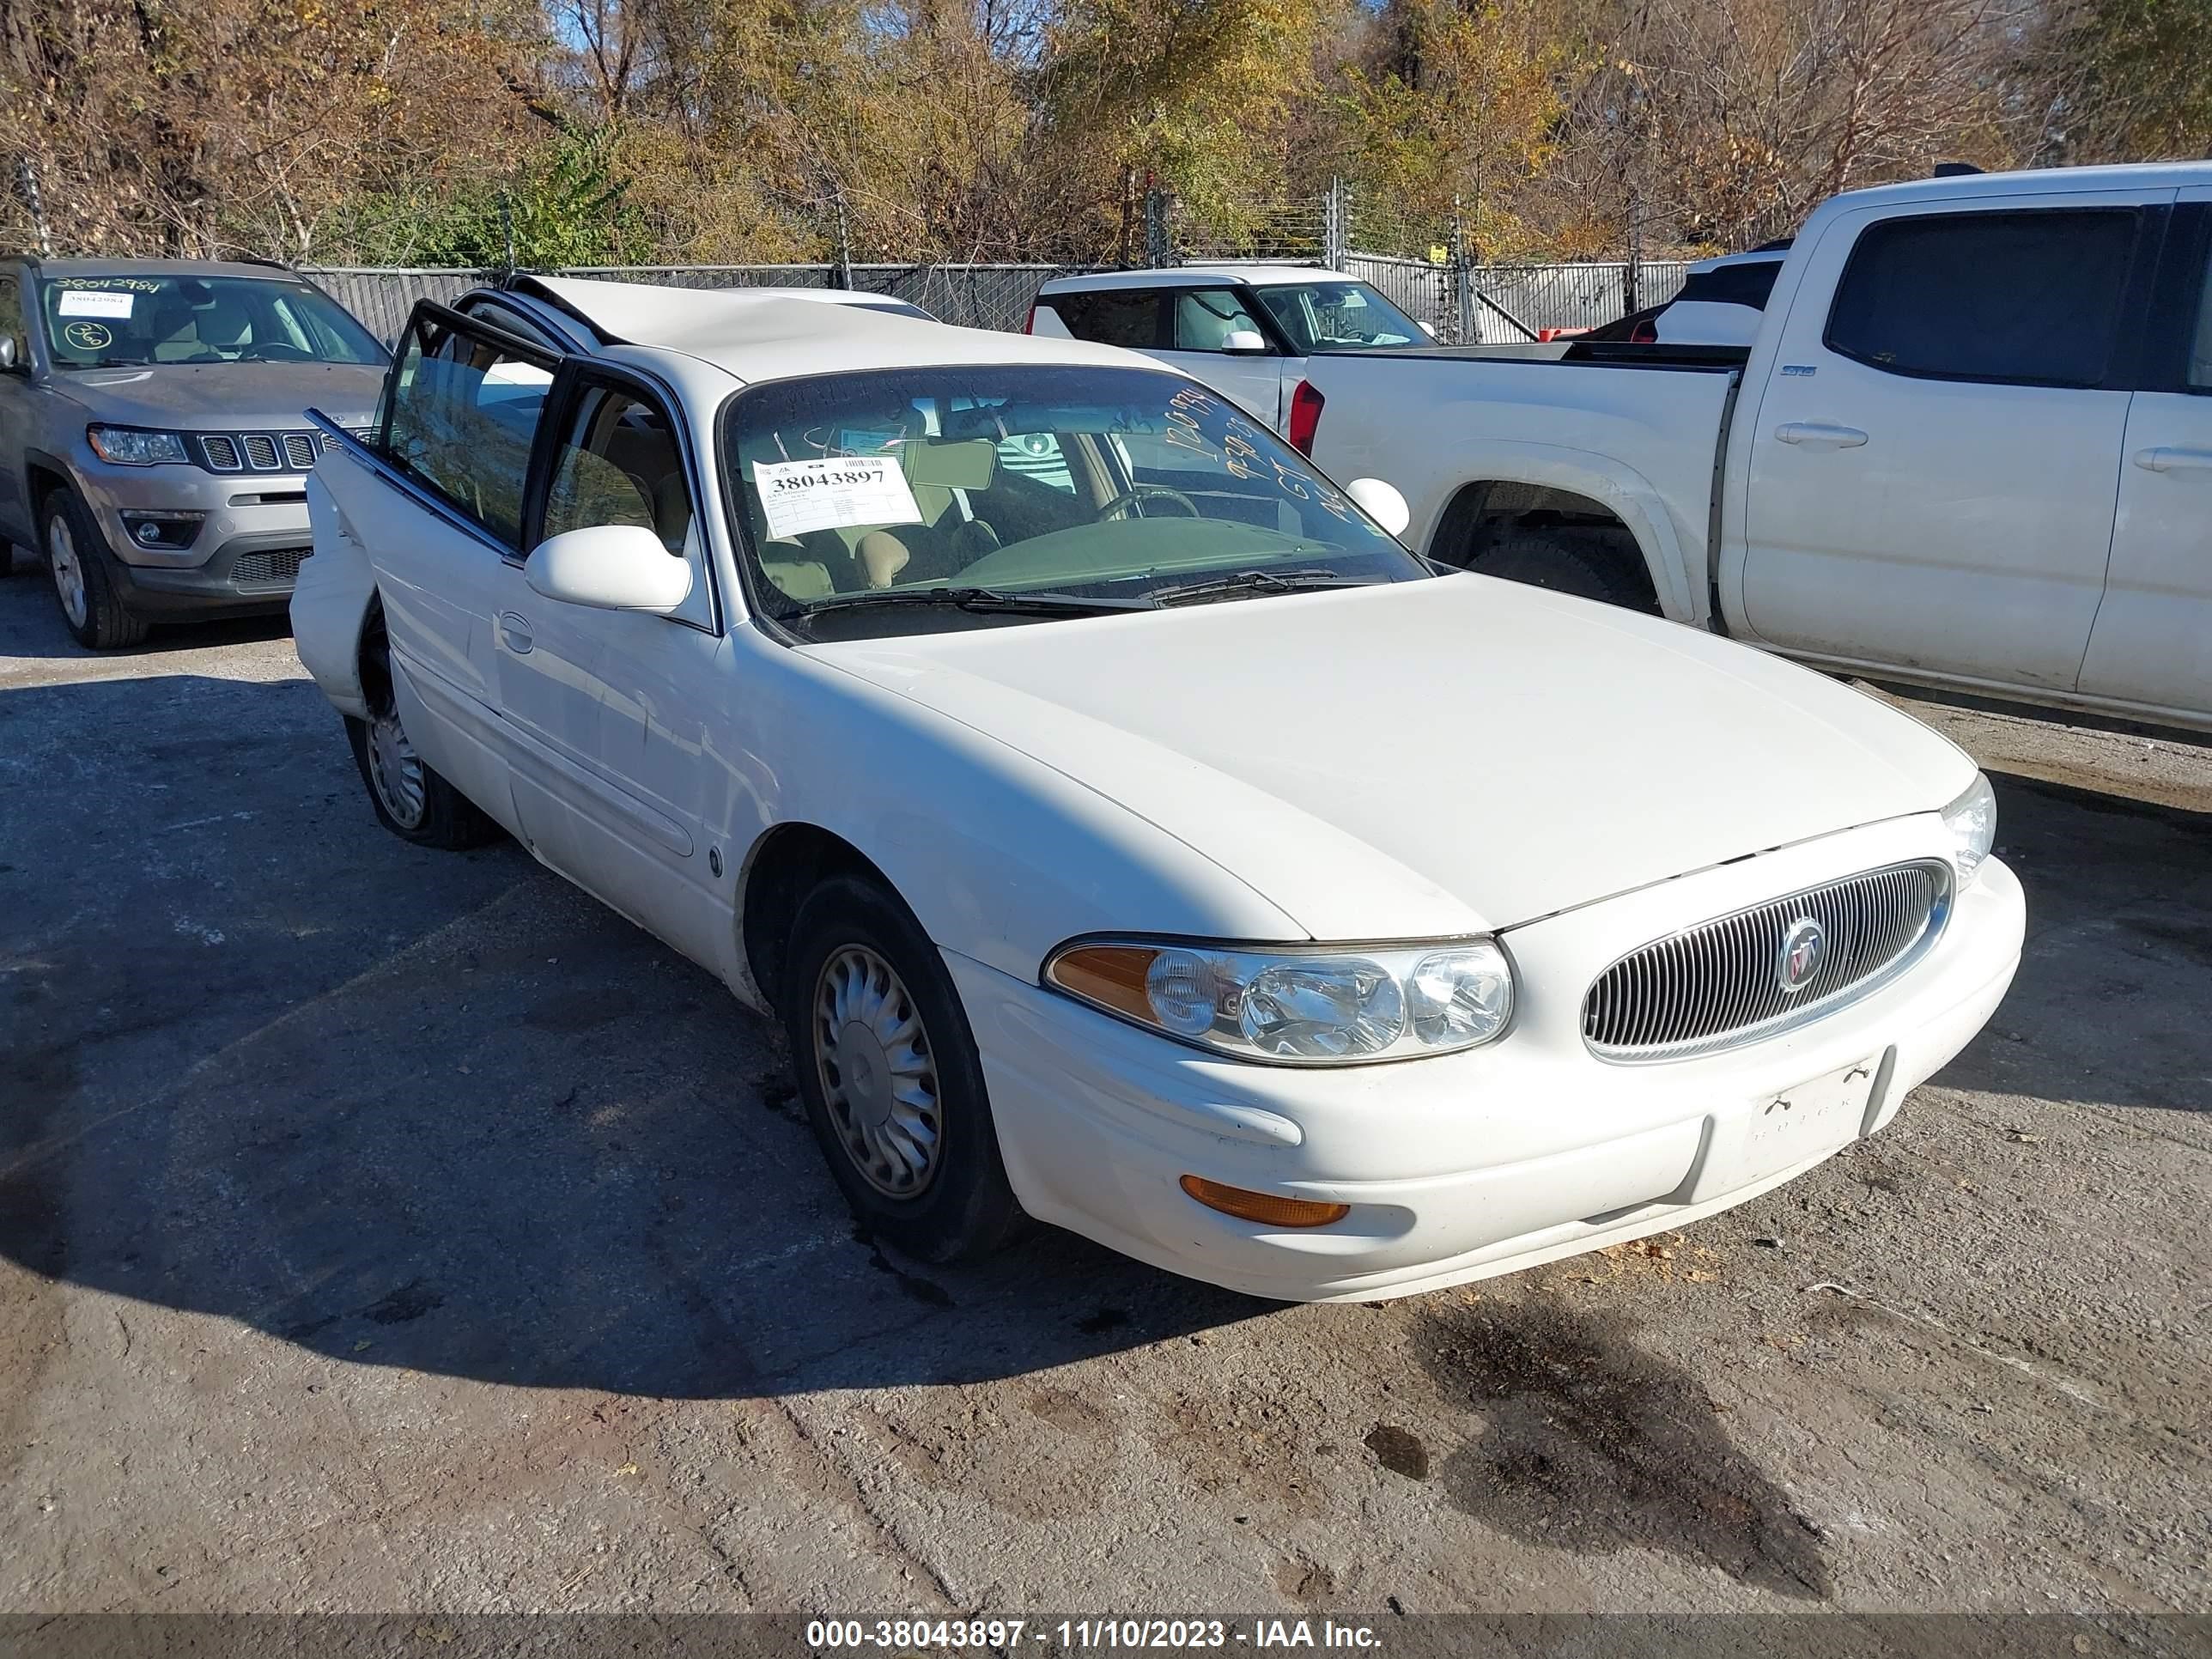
{"left": 53, "top": 362, "right": 384, "bottom": 432}
{"left": 805, "top": 576, "right": 1977, "bottom": 939}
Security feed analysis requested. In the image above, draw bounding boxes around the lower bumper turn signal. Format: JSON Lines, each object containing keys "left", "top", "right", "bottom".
{"left": 1179, "top": 1175, "right": 1349, "bottom": 1228}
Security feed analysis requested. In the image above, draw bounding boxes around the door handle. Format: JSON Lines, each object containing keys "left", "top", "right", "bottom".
{"left": 1774, "top": 422, "right": 1869, "bottom": 449}
{"left": 498, "top": 611, "right": 533, "bottom": 654}
{"left": 2132, "top": 447, "right": 2212, "bottom": 475}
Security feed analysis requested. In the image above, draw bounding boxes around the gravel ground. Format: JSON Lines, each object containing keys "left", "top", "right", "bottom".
{"left": 1, "top": 568, "right": 2206, "bottom": 1617}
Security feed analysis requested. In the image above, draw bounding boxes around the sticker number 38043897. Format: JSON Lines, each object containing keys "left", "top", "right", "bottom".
{"left": 752, "top": 455, "right": 923, "bottom": 540}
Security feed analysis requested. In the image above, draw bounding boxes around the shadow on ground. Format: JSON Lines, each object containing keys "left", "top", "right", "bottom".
{"left": 1931, "top": 769, "right": 2212, "bottom": 1115}
{"left": 0, "top": 670, "right": 1260, "bottom": 1407}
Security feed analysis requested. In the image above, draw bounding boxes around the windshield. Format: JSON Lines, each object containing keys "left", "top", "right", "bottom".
{"left": 1251, "top": 283, "right": 1427, "bottom": 353}
{"left": 40, "top": 275, "right": 385, "bottom": 369}
{"left": 726, "top": 364, "right": 1429, "bottom": 635}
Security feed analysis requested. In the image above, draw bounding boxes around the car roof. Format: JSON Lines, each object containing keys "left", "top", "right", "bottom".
{"left": 1686, "top": 249, "right": 1790, "bottom": 275}
{"left": 527, "top": 276, "right": 1146, "bottom": 385}
{"left": 696, "top": 285, "right": 925, "bottom": 313}
{"left": 1037, "top": 264, "right": 1355, "bottom": 295}
{"left": 1826, "top": 160, "right": 2212, "bottom": 213}
{"left": 16, "top": 257, "right": 307, "bottom": 283}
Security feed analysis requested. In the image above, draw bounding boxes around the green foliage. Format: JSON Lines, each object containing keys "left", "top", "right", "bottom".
{"left": 323, "top": 130, "right": 647, "bottom": 268}
{"left": 2055, "top": 0, "right": 2212, "bottom": 160}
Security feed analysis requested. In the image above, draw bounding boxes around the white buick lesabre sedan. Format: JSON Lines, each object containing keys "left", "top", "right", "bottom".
{"left": 291, "top": 276, "right": 2025, "bottom": 1302}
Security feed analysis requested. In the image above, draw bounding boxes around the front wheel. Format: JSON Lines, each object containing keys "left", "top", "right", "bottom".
{"left": 781, "top": 874, "right": 1023, "bottom": 1263}
{"left": 344, "top": 622, "right": 498, "bottom": 849}
{"left": 43, "top": 490, "right": 150, "bottom": 649}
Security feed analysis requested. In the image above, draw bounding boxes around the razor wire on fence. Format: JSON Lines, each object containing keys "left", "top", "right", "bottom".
{"left": 308, "top": 255, "right": 1696, "bottom": 348}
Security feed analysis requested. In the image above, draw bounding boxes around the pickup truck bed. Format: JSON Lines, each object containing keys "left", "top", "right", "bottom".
{"left": 1307, "top": 347, "right": 1747, "bottom": 626}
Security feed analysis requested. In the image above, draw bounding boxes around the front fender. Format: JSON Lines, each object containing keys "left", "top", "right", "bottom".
{"left": 722, "top": 637, "right": 1310, "bottom": 992}
{"left": 293, "top": 468, "right": 379, "bottom": 720}
{"left": 1421, "top": 441, "right": 1703, "bottom": 624}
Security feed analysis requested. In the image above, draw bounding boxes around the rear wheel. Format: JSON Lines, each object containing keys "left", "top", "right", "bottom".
{"left": 781, "top": 874, "right": 1023, "bottom": 1263}
{"left": 1476, "top": 526, "right": 1659, "bottom": 612}
{"left": 346, "top": 621, "right": 498, "bottom": 849}
{"left": 43, "top": 490, "right": 150, "bottom": 649}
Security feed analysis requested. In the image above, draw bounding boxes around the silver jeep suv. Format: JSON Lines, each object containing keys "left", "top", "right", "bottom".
{"left": 0, "top": 257, "right": 386, "bottom": 648}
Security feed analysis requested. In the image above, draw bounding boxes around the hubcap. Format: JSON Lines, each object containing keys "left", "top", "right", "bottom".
{"left": 47, "top": 517, "right": 87, "bottom": 629}
{"left": 813, "top": 945, "right": 943, "bottom": 1198}
{"left": 366, "top": 709, "right": 428, "bottom": 829}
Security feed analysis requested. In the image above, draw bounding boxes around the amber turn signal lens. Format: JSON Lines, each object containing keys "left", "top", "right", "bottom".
{"left": 1048, "top": 944, "right": 1160, "bottom": 1022}
{"left": 1179, "top": 1175, "right": 1349, "bottom": 1229}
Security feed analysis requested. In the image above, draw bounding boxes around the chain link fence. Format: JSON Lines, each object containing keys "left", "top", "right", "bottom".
{"left": 311, "top": 253, "right": 1702, "bottom": 348}
{"left": 306, "top": 263, "right": 1115, "bottom": 344}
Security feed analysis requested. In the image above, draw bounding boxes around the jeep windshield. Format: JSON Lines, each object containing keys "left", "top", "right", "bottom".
{"left": 40, "top": 275, "right": 385, "bottom": 369}
{"left": 726, "top": 363, "right": 1429, "bottom": 636}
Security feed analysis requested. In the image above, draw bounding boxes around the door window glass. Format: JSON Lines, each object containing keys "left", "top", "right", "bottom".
{"left": 381, "top": 314, "right": 555, "bottom": 548}
{"left": 1825, "top": 209, "right": 2136, "bottom": 387}
{"left": 1171, "top": 288, "right": 1269, "bottom": 352}
{"left": 1047, "top": 289, "right": 1160, "bottom": 348}
{"left": 543, "top": 384, "right": 696, "bottom": 556}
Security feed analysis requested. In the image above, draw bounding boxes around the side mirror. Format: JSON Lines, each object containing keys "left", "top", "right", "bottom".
{"left": 1221, "top": 329, "right": 1268, "bottom": 354}
{"left": 1346, "top": 477, "right": 1411, "bottom": 539}
{"left": 524, "top": 525, "right": 692, "bottom": 614}
{"left": 0, "top": 337, "right": 18, "bottom": 373}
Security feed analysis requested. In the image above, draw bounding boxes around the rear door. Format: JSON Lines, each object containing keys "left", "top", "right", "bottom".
{"left": 356, "top": 302, "right": 558, "bottom": 816}
{"left": 1153, "top": 285, "right": 1290, "bottom": 427}
{"left": 2078, "top": 193, "right": 2212, "bottom": 720}
{"left": 1737, "top": 195, "right": 2166, "bottom": 691}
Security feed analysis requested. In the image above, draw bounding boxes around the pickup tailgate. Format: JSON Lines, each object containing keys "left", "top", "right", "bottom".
{"left": 1301, "top": 350, "right": 1738, "bottom": 612}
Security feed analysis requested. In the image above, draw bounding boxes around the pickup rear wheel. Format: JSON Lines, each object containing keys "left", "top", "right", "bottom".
{"left": 781, "top": 874, "right": 1023, "bottom": 1264}
{"left": 1476, "top": 526, "right": 1659, "bottom": 613}
{"left": 344, "top": 621, "right": 499, "bottom": 849}
{"left": 43, "top": 490, "right": 151, "bottom": 649}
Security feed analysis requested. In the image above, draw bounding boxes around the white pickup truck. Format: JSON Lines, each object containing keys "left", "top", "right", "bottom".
{"left": 1300, "top": 162, "right": 2212, "bottom": 733}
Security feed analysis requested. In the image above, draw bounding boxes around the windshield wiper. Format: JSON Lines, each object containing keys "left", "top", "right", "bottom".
{"left": 1149, "top": 568, "right": 1376, "bottom": 607}
{"left": 798, "top": 586, "right": 1155, "bottom": 623}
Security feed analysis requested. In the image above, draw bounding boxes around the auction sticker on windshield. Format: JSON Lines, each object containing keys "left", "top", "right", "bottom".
{"left": 57, "top": 291, "right": 136, "bottom": 319}
{"left": 754, "top": 455, "right": 922, "bottom": 539}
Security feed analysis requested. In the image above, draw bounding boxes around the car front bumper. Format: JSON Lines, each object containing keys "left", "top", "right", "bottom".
{"left": 77, "top": 459, "right": 315, "bottom": 617}
{"left": 951, "top": 816, "right": 2026, "bottom": 1303}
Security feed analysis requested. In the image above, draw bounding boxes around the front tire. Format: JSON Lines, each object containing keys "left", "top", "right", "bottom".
{"left": 43, "top": 490, "right": 150, "bottom": 649}
{"left": 345, "top": 623, "right": 498, "bottom": 849}
{"left": 781, "top": 875, "right": 1023, "bottom": 1263}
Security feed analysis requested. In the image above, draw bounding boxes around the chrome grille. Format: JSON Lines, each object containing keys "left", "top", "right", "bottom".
{"left": 195, "top": 430, "right": 330, "bottom": 474}
{"left": 1583, "top": 860, "right": 1951, "bottom": 1062}
{"left": 231, "top": 546, "right": 308, "bottom": 586}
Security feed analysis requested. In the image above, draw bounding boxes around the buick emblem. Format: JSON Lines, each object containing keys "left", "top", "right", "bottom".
{"left": 1777, "top": 917, "right": 1826, "bottom": 993}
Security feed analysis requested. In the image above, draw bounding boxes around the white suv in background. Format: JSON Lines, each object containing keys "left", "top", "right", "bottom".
{"left": 1029, "top": 266, "right": 1432, "bottom": 430}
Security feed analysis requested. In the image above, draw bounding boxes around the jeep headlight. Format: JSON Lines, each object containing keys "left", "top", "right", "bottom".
{"left": 1045, "top": 937, "right": 1514, "bottom": 1064}
{"left": 1940, "top": 773, "right": 1996, "bottom": 879}
{"left": 87, "top": 425, "right": 191, "bottom": 465}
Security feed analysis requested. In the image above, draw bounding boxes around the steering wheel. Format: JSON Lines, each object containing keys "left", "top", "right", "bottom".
{"left": 1098, "top": 485, "right": 1200, "bottom": 521}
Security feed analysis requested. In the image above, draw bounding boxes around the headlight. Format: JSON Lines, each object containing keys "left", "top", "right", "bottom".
{"left": 1045, "top": 937, "right": 1514, "bottom": 1064}
{"left": 87, "top": 425, "right": 191, "bottom": 465}
{"left": 1940, "top": 772, "right": 1996, "bottom": 878}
